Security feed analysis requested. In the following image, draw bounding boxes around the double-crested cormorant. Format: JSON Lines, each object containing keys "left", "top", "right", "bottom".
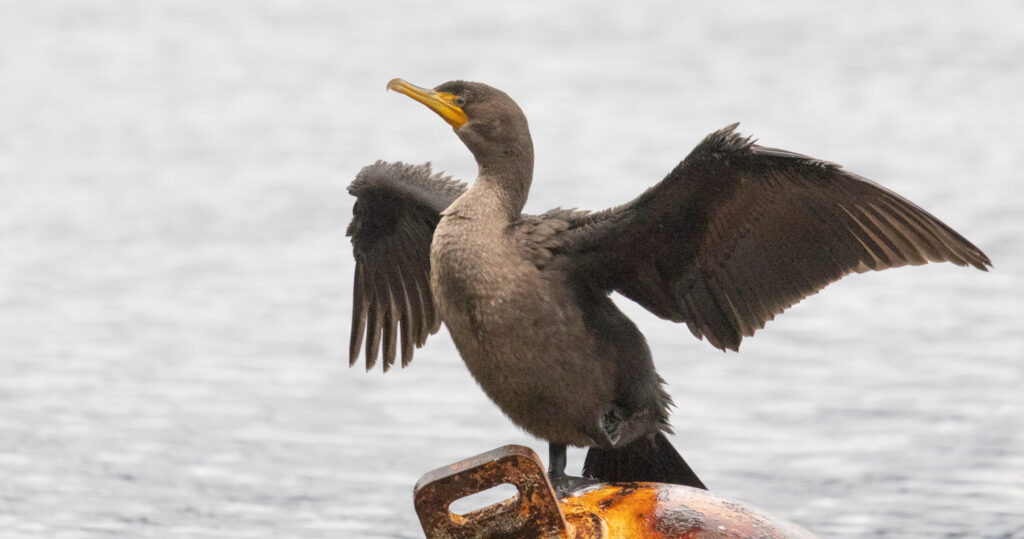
{"left": 347, "top": 79, "right": 990, "bottom": 491}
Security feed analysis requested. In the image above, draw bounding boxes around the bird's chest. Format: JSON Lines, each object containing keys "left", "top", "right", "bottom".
{"left": 429, "top": 216, "right": 530, "bottom": 336}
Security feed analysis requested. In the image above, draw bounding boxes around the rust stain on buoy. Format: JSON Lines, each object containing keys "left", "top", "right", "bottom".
{"left": 560, "top": 482, "right": 814, "bottom": 538}
{"left": 413, "top": 445, "right": 567, "bottom": 538}
{"left": 413, "top": 445, "right": 817, "bottom": 538}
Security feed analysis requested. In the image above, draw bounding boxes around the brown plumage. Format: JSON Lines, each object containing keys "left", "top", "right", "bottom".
{"left": 347, "top": 79, "right": 991, "bottom": 489}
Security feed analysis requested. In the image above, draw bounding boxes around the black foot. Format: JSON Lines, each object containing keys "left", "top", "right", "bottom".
{"left": 549, "top": 472, "right": 602, "bottom": 498}
{"left": 546, "top": 442, "right": 601, "bottom": 497}
{"left": 548, "top": 443, "right": 568, "bottom": 477}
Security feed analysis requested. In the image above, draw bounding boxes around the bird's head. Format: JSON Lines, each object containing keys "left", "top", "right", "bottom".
{"left": 386, "top": 78, "right": 533, "bottom": 174}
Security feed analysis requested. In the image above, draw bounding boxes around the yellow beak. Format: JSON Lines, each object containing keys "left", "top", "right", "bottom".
{"left": 387, "top": 78, "right": 468, "bottom": 130}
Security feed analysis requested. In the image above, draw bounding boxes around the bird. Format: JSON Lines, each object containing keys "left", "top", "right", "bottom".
{"left": 346, "top": 78, "right": 991, "bottom": 492}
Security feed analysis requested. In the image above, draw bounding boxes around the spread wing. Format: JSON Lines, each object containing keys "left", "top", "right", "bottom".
{"left": 347, "top": 161, "right": 466, "bottom": 371}
{"left": 551, "top": 124, "right": 991, "bottom": 351}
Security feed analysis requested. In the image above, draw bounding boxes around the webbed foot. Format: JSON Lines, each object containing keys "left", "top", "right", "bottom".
{"left": 549, "top": 472, "right": 602, "bottom": 498}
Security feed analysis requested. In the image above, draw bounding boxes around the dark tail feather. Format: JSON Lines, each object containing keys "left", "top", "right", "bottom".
{"left": 582, "top": 432, "right": 707, "bottom": 489}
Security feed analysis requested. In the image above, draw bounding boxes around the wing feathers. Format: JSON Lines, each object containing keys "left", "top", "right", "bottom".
{"left": 553, "top": 124, "right": 990, "bottom": 351}
{"left": 347, "top": 161, "right": 467, "bottom": 370}
{"left": 349, "top": 263, "right": 367, "bottom": 367}
{"left": 363, "top": 272, "right": 385, "bottom": 370}
{"left": 380, "top": 273, "right": 399, "bottom": 372}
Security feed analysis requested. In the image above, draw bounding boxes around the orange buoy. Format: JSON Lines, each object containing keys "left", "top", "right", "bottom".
{"left": 413, "top": 445, "right": 816, "bottom": 538}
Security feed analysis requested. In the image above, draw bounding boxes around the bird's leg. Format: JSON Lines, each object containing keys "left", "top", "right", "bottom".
{"left": 547, "top": 443, "right": 599, "bottom": 498}
{"left": 548, "top": 443, "right": 568, "bottom": 479}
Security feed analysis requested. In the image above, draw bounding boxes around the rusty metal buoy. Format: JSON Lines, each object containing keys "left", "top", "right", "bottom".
{"left": 413, "top": 445, "right": 817, "bottom": 538}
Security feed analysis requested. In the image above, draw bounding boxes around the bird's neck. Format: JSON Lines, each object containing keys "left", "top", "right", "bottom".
{"left": 474, "top": 145, "right": 534, "bottom": 222}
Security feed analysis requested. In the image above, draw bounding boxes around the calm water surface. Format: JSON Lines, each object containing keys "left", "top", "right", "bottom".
{"left": 1, "top": 1, "right": 1022, "bottom": 537}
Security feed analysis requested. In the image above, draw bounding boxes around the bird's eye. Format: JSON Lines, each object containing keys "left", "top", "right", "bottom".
{"left": 455, "top": 96, "right": 466, "bottom": 107}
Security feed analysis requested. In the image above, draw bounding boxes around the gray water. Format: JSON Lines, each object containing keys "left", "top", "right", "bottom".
{"left": 1, "top": 1, "right": 1022, "bottom": 537}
